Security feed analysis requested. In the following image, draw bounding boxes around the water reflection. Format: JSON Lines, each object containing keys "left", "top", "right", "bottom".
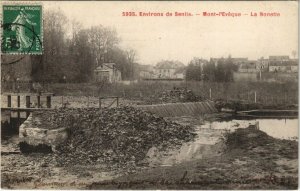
{"left": 201, "top": 118, "right": 298, "bottom": 140}
{"left": 147, "top": 118, "right": 298, "bottom": 166}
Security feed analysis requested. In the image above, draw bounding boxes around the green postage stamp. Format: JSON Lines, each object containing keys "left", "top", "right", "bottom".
{"left": 2, "top": 5, "right": 43, "bottom": 54}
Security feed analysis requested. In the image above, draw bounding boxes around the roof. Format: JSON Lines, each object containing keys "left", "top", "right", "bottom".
{"left": 269, "top": 60, "right": 298, "bottom": 66}
{"left": 240, "top": 63, "right": 256, "bottom": 69}
{"left": 95, "top": 63, "right": 119, "bottom": 71}
{"left": 269, "top": 56, "right": 289, "bottom": 60}
{"left": 155, "top": 61, "right": 185, "bottom": 69}
{"left": 139, "top": 64, "right": 153, "bottom": 71}
{"left": 232, "top": 58, "right": 248, "bottom": 62}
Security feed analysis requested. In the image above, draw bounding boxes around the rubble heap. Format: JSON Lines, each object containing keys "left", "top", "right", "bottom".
{"left": 33, "top": 107, "right": 196, "bottom": 166}
{"left": 144, "top": 87, "right": 203, "bottom": 104}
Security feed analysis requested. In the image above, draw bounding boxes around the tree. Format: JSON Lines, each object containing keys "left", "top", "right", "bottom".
{"left": 88, "top": 26, "right": 119, "bottom": 66}
{"left": 125, "top": 49, "right": 137, "bottom": 80}
{"left": 16, "top": 9, "right": 138, "bottom": 83}
{"left": 186, "top": 58, "right": 206, "bottom": 81}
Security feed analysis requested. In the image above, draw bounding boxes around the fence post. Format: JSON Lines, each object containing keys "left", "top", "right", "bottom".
{"left": 46, "top": 96, "right": 51, "bottom": 108}
{"left": 37, "top": 95, "right": 41, "bottom": 108}
{"left": 209, "top": 88, "right": 212, "bottom": 100}
{"left": 117, "top": 97, "right": 119, "bottom": 107}
{"left": 17, "top": 95, "right": 20, "bottom": 108}
{"left": 87, "top": 96, "right": 89, "bottom": 108}
{"left": 26, "top": 96, "right": 30, "bottom": 108}
{"left": 7, "top": 95, "right": 11, "bottom": 108}
{"left": 61, "top": 96, "right": 64, "bottom": 107}
{"left": 99, "top": 97, "right": 102, "bottom": 109}
{"left": 254, "top": 91, "right": 257, "bottom": 103}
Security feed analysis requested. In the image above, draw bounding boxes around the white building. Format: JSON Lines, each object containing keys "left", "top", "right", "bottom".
{"left": 94, "top": 63, "right": 121, "bottom": 83}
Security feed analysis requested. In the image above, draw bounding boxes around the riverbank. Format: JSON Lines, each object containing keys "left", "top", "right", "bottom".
{"left": 89, "top": 127, "right": 298, "bottom": 189}
{"left": 1, "top": 113, "right": 298, "bottom": 189}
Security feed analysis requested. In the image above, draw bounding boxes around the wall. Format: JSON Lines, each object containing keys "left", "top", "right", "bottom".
{"left": 19, "top": 114, "right": 68, "bottom": 152}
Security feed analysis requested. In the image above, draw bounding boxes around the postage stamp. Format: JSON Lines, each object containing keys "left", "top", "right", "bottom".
{"left": 1, "top": 5, "right": 43, "bottom": 54}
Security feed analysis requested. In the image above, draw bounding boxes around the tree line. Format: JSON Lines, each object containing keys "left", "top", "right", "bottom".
{"left": 185, "top": 56, "right": 238, "bottom": 82}
{"left": 29, "top": 9, "right": 137, "bottom": 82}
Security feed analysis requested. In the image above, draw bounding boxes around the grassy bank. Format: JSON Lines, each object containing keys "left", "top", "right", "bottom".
{"left": 47, "top": 81, "right": 298, "bottom": 105}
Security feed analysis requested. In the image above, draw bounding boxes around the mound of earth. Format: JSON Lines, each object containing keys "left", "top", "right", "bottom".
{"left": 143, "top": 88, "right": 203, "bottom": 104}
{"left": 33, "top": 107, "right": 196, "bottom": 167}
{"left": 88, "top": 127, "right": 298, "bottom": 189}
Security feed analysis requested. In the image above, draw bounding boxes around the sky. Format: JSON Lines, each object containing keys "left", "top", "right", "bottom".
{"left": 45, "top": 1, "right": 298, "bottom": 65}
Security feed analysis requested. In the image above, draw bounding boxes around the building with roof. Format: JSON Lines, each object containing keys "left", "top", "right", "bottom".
{"left": 269, "top": 55, "right": 290, "bottom": 61}
{"left": 269, "top": 60, "right": 298, "bottom": 73}
{"left": 94, "top": 63, "right": 121, "bottom": 83}
{"left": 238, "top": 61, "right": 258, "bottom": 73}
{"left": 153, "top": 61, "right": 185, "bottom": 79}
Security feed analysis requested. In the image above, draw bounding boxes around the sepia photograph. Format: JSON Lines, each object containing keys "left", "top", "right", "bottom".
{"left": 1, "top": 1, "right": 299, "bottom": 189}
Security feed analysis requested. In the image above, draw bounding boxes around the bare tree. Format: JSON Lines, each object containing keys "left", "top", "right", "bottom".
{"left": 125, "top": 49, "right": 137, "bottom": 80}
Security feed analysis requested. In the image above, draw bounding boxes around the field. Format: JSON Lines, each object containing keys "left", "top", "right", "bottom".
{"left": 3, "top": 81, "right": 296, "bottom": 105}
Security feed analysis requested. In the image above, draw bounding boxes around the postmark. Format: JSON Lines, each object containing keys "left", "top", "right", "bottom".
{"left": 2, "top": 5, "right": 43, "bottom": 55}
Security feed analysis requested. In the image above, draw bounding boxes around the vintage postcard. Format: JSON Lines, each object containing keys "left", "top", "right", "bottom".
{"left": 1, "top": 1, "right": 298, "bottom": 190}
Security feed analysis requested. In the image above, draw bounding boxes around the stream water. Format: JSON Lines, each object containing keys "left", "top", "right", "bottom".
{"left": 202, "top": 118, "right": 298, "bottom": 140}
{"left": 147, "top": 118, "right": 298, "bottom": 166}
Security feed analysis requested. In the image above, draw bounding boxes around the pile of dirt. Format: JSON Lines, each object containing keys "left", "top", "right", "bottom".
{"left": 88, "top": 127, "right": 298, "bottom": 189}
{"left": 224, "top": 127, "right": 298, "bottom": 159}
{"left": 33, "top": 107, "right": 196, "bottom": 167}
{"left": 223, "top": 127, "right": 275, "bottom": 150}
{"left": 143, "top": 87, "right": 203, "bottom": 104}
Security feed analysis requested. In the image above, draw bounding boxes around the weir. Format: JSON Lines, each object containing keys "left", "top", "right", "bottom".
{"left": 136, "top": 101, "right": 217, "bottom": 117}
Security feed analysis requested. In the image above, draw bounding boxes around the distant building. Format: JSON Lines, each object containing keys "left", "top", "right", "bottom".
{"left": 210, "top": 57, "right": 248, "bottom": 67}
{"left": 238, "top": 61, "right": 258, "bottom": 73}
{"left": 231, "top": 58, "right": 249, "bottom": 65}
{"left": 154, "top": 61, "right": 185, "bottom": 79}
{"left": 269, "top": 60, "right": 298, "bottom": 73}
{"left": 94, "top": 63, "right": 121, "bottom": 83}
{"left": 269, "top": 55, "right": 290, "bottom": 61}
{"left": 138, "top": 64, "right": 155, "bottom": 79}
{"left": 256, "top": 57, "right": 269, "bottom": 72}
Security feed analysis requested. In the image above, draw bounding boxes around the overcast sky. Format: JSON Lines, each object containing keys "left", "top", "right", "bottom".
{"left": 45, "top": 1, "right": 298, "bottom": 65}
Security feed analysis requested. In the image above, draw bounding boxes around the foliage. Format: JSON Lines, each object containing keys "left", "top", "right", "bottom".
{"left": 186, "top": 56, "right": 238, "bottom": 82}
{"left": 5, "top": 9, "right": 138, "bottom": 83}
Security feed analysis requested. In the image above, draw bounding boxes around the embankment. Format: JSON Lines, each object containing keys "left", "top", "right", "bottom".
{"left": 89, "top": 127, "right": 298, "bottom": 190}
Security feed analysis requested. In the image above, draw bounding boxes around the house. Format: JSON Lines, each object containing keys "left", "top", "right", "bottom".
{"left": 268, "top": 62, "right": 284, "bottom": 72}
{"left": 210, "top": 57, "right": 248, "bottom": 67}
{"left": 94, "top": 63, "right": 121, "bottom": 83}
{"left": 154, "top": 61, "right": 185, "bottom": 79}
{"left": 269, "top": 60, "right": 298, "bottom": 73}
{"left": 231, "top": 58, "right": 249, "bottom": 65}
{"left": 138, "top": 64, "right": 155, "bottom": 79}
{"left": 269, "top": 56, "right": 290, "bottom": 61}
{"left": 256, "top": 57, "right": 269, "bottom": 71}
{"left": 238, "top": 61, "right": 258, "bottom": 73}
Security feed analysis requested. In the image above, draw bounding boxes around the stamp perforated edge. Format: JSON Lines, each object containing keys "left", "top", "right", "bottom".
{"left": 1, "top": 1, "right": 44, "bottom": 55}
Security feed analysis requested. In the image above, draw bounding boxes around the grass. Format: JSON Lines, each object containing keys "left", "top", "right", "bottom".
{"left": 47, "top": 81, "right": 298, "bottom": 105}
{"left": 2, "top": 81, "right": 298, "bottom": 105}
